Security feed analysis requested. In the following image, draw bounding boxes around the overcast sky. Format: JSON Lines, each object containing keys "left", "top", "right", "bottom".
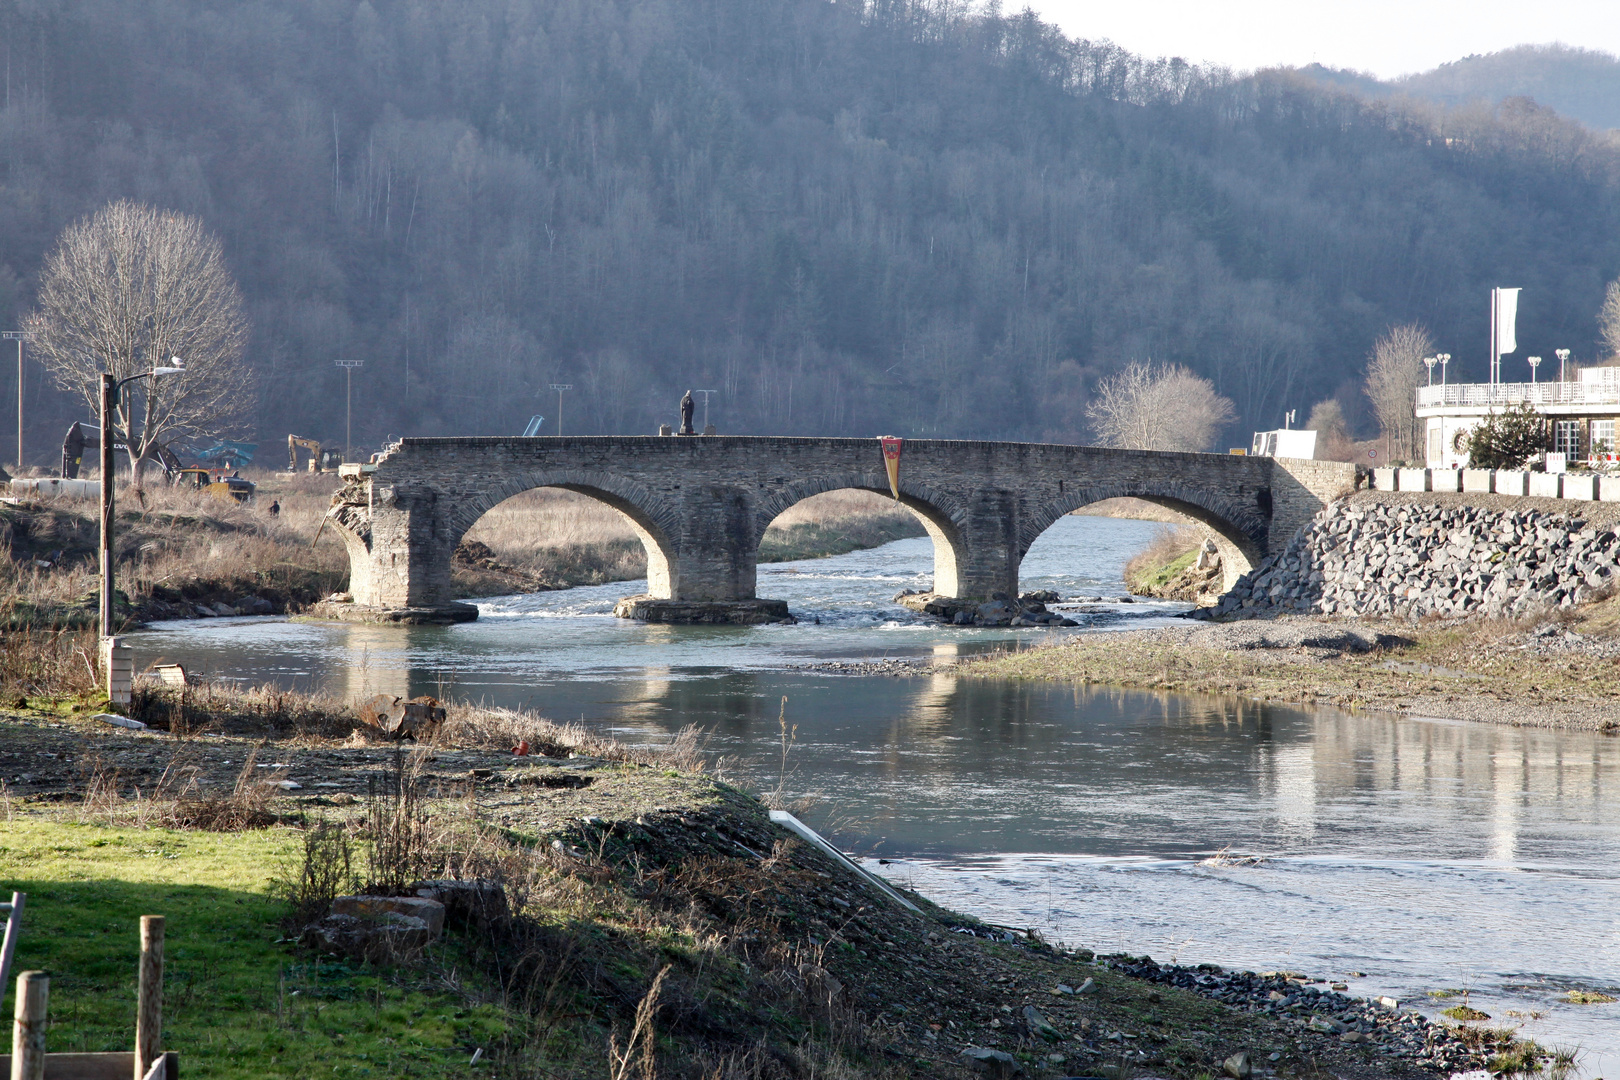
{"left": 1028, "top": 0, "right": 1619, "bottom": 79}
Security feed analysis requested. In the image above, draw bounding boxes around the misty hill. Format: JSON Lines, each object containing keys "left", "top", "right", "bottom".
{"left": 1300, "top": 45, "right": 1620, "bottom": 132}
{"left": 2, "top": 0, "right": 1619, "bottom": 457}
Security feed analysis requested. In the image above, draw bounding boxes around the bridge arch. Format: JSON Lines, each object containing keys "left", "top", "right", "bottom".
{"left": 1021, "top": 482, "right": 1269, "bottom": 591}
{"left": 444, "top": 469, "right": 683, "bottom": 597}
{"left": 752, "top": 473, "right": 972, "bottom": 595}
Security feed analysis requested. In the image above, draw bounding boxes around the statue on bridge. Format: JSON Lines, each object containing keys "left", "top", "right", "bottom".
{"left": 679, "top": 390, "right": 696, "bottom": 435}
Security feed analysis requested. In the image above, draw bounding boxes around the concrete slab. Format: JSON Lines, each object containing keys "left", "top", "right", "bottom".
{"left": 1494, "top": 471, "right": 1529, "bottom": 496}
{"left": 1372, "top": 467, "right": 1397, "bottom": 490}
{"left": 1396, "top": 468, "right": 1430, "bottom": 492}
{"left": 1562, "top": 474, "right": 1597, "bottom": 501}
{"left": 1462, "top": 469, "right": 1493, "bottom": 493}
{"left": 1430, "top": 469, "right": 1462, "bottom": 493}
{"left": 1529, "top": 472, "right": 1562, "bottom": 498}
{"left": 1600, "top": 476, "right": 1620, "bottom": 503}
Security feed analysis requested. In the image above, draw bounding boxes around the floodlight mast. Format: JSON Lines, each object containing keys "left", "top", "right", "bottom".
{"left": 549, "top": 384, "right": 573, "bottom": 436}
{"left": 693, "top": 389, "right": 717, "bottom": 430}
{"left": 2, "top": 330, "right": 34, "bottom": 471}
{"left": 336, "top": 358, "right": 365, "bottom": 462}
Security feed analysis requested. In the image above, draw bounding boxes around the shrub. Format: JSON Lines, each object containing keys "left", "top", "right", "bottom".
{"left": 1465, "top": 402, "right": 1546, "bottom": 469}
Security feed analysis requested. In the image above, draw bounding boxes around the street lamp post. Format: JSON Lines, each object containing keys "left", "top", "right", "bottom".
{"left": 1, "top": 331, "right": 34, "bottom": 471}
{"left": 1528, "top": 355, "right": 1542, "bottom": 384}
{"left": 100, "top": 359, "right": 184, "bottom": 701}
{"left": 1437, "top": 353, "right": 1450, "bottom": 386}
{"left": 549, "top": 384, "right": 573, "bottom": 436}
{"left": 693, "top": 389, "right": 717, "bottom": 431}
{"left": 1424, "top": 356, "right": 1436, "bottom": 386}
{"left": 1556, "top": 348, "right": 1571, "bottom": 384}
{"left": 336, "top": 359, "right": 364, "bottom": 462}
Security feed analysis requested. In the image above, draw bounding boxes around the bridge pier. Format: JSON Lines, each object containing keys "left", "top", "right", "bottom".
{"left": 314, "top": 437, "right": 1358, "bottom": 626}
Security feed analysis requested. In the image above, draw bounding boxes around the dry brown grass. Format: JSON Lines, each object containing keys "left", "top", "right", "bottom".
{"left": 1123, "top": 523, "right": 1201, "bottom": 584}
{"left": 1, "top": 468, "right": 348, "bottom": 627}
{"left": 439, "top": 703, "right": 711, "bottom": 771}
{"left": 0, "top": 625, "right": 100, "bottom": 699}
{"left": 78, "top": 743, "right": 282, "bottom": 830}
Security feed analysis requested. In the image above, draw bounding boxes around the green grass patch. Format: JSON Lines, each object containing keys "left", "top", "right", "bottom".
{"left": 1133, "top": 548, "right": 1198, "bottom": 590}
{"left": 1441, "top": 1004, "right": 1491, "bottom": 1021}
{"left": 0, "top": 819, "right": 511, "bottom": 1079}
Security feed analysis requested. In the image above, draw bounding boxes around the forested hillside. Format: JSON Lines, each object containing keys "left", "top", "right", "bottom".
{"left": 2, "top": 0, "right": 1619, "bottom": 457}
{"left": 1303, "top": 45, "right": 1620, "bottom": 133}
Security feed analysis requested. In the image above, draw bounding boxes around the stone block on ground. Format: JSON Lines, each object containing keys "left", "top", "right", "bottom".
{"left": 1372, "top": 467, "right": 1396, "bottom": 490}
{"left": 1600, "top": 476, "right": 1620, "bottom": 502}
{"left": 1462, "top": 469, "right": 1493, "bottom": 493}
{"left": 299, "top": 911, "right": 435, "bottom": 964}
{"left": 1430, "top": 469, "right": 1461, "bottom": 492}
{"left": 331, "top": 894, "right": 447, "bottom": 938}
{"left": 959, "top": 1047, "right": 1020, "bottom": 1077}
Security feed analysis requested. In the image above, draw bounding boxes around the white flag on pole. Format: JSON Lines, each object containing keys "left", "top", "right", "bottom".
{"left": 1495, "top": 287, "right": 1520, "bottom": 355}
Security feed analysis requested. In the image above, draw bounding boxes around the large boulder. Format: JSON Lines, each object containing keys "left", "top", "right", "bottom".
{"left": 299, "top": 911, "right": 435, "bottom": 964}
{"left": 410, "top": 879, "right": 509, "bottom": 932}
{"left": 357, "top": 694, "right": 447, "bottom": 740}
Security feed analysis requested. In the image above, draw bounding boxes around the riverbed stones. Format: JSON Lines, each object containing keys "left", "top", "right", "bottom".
{"left": 1202, "top": 501, "right": 1620, "bottom": 622}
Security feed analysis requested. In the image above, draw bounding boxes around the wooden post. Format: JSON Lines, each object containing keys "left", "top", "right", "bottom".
{"left": 134, "top": 916, "right": 163, "bottom": 1080}
{"left": 10, "top": 971, "right": 46, "bottom": 1080}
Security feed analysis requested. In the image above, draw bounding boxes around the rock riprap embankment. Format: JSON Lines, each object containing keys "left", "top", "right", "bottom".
{"left": 1104, "top": 954, "right": 1516, "bottom": 1074}
{"left": 1205, "top": 501, "right": 1620, "bottom": 621}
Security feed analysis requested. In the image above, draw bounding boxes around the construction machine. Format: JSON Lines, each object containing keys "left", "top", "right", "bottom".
{"left": 173, "top": 467, "right": 256, "bottom": 504}
{"left": 288, "top": 435, "right": 342, "bottom": 473}
{"left": 60, "top": 423, "right": 255, "bottom": 503}
{"left": 60, "top": 423, "right": 184, "bottom": 480}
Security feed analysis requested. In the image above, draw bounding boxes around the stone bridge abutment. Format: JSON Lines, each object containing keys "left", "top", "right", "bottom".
{"left": 319, "top": 437, "right": 1359, "bottom": 623}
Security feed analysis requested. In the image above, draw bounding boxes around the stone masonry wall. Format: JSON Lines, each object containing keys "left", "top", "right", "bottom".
{"left": 1202, "top": 494, "right": 1620, "bottom": 621}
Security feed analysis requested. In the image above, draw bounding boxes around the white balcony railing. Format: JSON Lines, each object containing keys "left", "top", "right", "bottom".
{"left": 1416, "top": 381, "right": 1620, "bottom": 409}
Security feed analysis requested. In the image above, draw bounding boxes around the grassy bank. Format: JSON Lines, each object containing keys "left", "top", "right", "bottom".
{"left": 965, "top": 596, "right": 1620, "bottom": 730}
{"left": 0, "top": 674, "right": 1539, "bottom": 1079}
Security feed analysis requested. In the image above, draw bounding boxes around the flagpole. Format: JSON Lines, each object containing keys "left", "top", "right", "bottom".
{"left": 1490, "top": 287, "right": 1497, "bottom": 386}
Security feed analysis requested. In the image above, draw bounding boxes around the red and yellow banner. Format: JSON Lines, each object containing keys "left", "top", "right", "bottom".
{"left": 879, "top": 436, "right": 903, "bottom": 499}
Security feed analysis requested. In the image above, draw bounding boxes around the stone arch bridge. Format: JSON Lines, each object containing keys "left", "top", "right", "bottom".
{"left": 322, "top": 436, "right": 1358, "bottom": 623}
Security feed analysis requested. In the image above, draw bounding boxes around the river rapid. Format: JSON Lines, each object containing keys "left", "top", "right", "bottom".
{"left": 129, "top": 514, "right": 1620, "bottom": 1075}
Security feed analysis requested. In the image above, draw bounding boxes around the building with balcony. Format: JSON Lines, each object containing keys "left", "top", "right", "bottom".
{"left": 1414, "top": 366, "right": 1620, "bottom": 468}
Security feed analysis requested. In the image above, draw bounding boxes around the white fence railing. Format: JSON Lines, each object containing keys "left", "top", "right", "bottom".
{"left": 1416, "top": 381, "right": 1620, "bottom": 408}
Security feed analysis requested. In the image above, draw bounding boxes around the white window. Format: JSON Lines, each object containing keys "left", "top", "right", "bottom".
{"left": 1592, "top": 420, "right": 1615, "bottom": 455}
{"left": 1555, "top": 420, "right": 1580, "bottom": 458}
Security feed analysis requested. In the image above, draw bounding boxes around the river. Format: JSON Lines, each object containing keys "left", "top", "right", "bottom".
{"left": 128, "top": 514, "right": 1620, "bottom": 1075}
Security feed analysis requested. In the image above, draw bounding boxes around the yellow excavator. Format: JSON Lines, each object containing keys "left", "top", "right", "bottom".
{"left": 288, "top": 435, "right": 342, "bottom": 473}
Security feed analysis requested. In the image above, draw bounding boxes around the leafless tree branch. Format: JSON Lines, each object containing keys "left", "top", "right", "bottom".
{"left": 26, "top": 200, "right": 252, "bottom": 478}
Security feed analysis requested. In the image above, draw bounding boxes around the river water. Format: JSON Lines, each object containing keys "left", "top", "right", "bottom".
{"left": 128, "top": 515, "right": 1620, "bottom": 1074}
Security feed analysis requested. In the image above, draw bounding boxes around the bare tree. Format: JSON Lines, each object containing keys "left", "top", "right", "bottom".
{"left": 1085, "top": 360, "right": 1236, "bottom": 452}
{"left": 1600, "top": 278, "right": 1620, "bottom": 360}
{"left": 27, "top": 200, "right": 251, "bottom": 477}
{"left": 1305, "top": 398, "right": 1350, "bottom": 460}
{"left": 1363, "top": 324, "right": 1433, "bottom": 464}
